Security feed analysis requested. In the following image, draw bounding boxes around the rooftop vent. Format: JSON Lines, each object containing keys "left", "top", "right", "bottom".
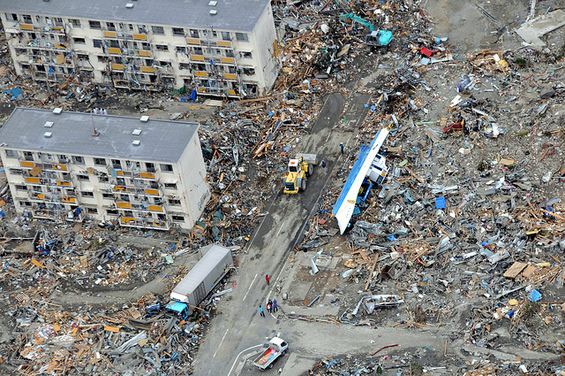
{"left": 132, "top": 140, "right": 141, "bottom": 146}
{"left": 126, "top": 3, "right": 134, "bottom": 8}
{"left": 209, "top": 9, "right": 218, "bottom": 15}
{"left": 209, "top": 0, "right": 217, "bottom": 5}
{"left": 52, "top": 108, "right": 63, "bottom": 114}
{"left": 44, "top": 121, "right": 54, "bottom": 128}
{"left": 132, "top": 129, "right": 142, "bottom": 136}
{"left": 140, "top": 116, "right": 149, "bottom": 122}
{"left": 44, "top": 132, "right": 52, "bottom": 138}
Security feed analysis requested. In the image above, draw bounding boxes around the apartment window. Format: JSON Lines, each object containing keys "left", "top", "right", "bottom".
{"left": 107, "top": 209, "right": 118, "bottom": 216}
{"left": 93, "top": 39, "right": 103, "bottom": 48}
{"left": 240, "top": 51, "right": 253, "bottom": 59}
{"left": 22, "top": 15, "right": 32, "bottom": 24}
{"left": 102, "top": 193, "right": 113, "bottom": 199}
{"left": 86, "top": 208, "right": 98, "bottom": 214}
{"left": 89, "top": 20, "right": 102, "bottom": 30}
{"left": 164, "top": 183, "right": 177, "bottom": 189}
{"left": 152, "top": 26, "right": 165, "bottom": 35}
{"left": 172, "top": 215, "right": 185, "bottom": 222}
{"left": 226, "top": 50, "right": 235, "bottom": 58}
{"left": 193, "top": 47, "right": 203, "bottom": 55}
{"left": 23, "top": 151, "right": 34, "bottom": 161}
{"left": 77, "top": 174, "right": 89, "bottom": 181}
{"left": 179, "top": 63, "right": 190, "bottom": 70}
{"left": 99, "top": 176, "right": 109, "bottom": 183}
{"left": 235, "top": 33, "right": 249, "bottom": 42}
{"left": 58, "top": 155, "right": 67, "bottom": 163}
{"left": 68, "top": 19, "right": 81, "bottom": 27}
{"left": 73, "top": 37, "right": 86, "bottom": 44}
{"left": 94, "top": 157, "right": 106, "bottom": 166}
{"left": 15, "top": 185, "right": 27, "bottom": 191}
{"left": 145, "top": 162, "right": 155, "bottom": 172}
{"left": 190, "top": 29, "right": 199, "bottom": 38}
{"left": 142, "top": 42, "right": 150, "bottom": 51}
{"left": 172, "top": 27, "right": 184, "bottom": 36}
{"left": 4, "top": 149, "right": 17, "bottom": 158}
{"left": 111, "top": 159, "right": 122, "bottom": 169}
{"left": 221, "top": 32, "right": 230, "bottom": 41}
{"left": 5, "top": 13, "right": 18, "bottom": 21}
{"left": 120, "top": 194, "right": 129, "bottom": 202}
{"left": 9, "top": 168, "right": 23, "bottom": 175}
{"left": 243, "top": 68, "right": 255, "bottom": 75}
{"left": 72, "top": 156, "right": 84, "bottom": 165}
{"left": 54, "top": 17, "right": 64, "bottom": 27}
{"left": 176, "top": 46, "right": 187, "bottom": 54}
{"left": 138, "top": 25, "right": 147, "bottom": 34}
{"left": 106, "top": 22, "right": 116, "bottom": 31}
{"left": 97, "top": 56, "right": 108, "bottom": 63}
{"left": 155, "top": 44, "right": 168, "bottom": 52}
{"left": 160, "top": 164, "right": 173, "bottom": 172}
{"left": 168, "top": 199, "right": 181, "bottom": 206}
{"left": 32, "top": 186, "right": 42, "bottom": 193}
{"left": 212, "top": 31, "right": 218, "bottom": 38}
{"left": 81, "top": 191, "right": 94, "bottom": 198}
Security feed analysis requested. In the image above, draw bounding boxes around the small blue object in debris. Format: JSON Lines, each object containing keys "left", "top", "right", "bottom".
{"left": 505, "top": 309, "right": 514, "bottom": 319}
{"left": 435, "top": 197, "right": 446, "bottom": 209}
{"left": 528, "top": 289, "right": 542, "bottom": 302}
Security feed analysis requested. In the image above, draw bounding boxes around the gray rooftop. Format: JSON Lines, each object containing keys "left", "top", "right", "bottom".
{"left": 0, "top": 0, "right": 269, "bottom": 33}
{"left": 0, "top": 107, "right": 200, "bottom": 163}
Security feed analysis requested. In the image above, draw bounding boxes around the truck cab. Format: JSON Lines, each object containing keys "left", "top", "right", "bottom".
{"left": 367, "top": 154, "right": 388, "bottom": 185}
{"left": 165, "top": 301, "right": 190, "bottom": 321}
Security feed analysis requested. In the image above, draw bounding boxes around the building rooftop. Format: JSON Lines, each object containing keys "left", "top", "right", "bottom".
{"left": 0, "top": 0, "right": 268, "bottom": 33}
{"left": 0, "top": 107, "right": 200, "bottom": 163}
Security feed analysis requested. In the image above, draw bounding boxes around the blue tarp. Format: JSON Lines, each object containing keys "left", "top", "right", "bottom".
{"left": 166, "top": 301, "right": 188, "bottom": 313}
{"left": 2, "top": 87, "right": 23, "bottom": 100}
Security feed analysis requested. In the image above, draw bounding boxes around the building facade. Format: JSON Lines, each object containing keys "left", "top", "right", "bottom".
{"left": 0, "top": 107, "right": 210, "bottom": 231}
{"left": 0, "top": 0, "right": 280, "bottom": 97}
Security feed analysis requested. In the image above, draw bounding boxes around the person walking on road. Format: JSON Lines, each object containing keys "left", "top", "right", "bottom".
{"left": 258, "top": 305, "right": 265, "bottom": 317}
{"left": 267, "top": 300, "right": 272, "bottom": 314}
{"left": 265, "top": 274, "right": 270, "bottom": 286}
{"left": 321, "top": 160, "right": 327, "bottom": 171}
{"left": 340, "top": 143, "right": 344, "bottom": 154}
{"left": 273, "top": 298, "right": 278, "bottom": 313}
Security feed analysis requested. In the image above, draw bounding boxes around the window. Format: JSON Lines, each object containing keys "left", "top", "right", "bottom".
{"left": 120, "top": 194, "right": 129, "bottom": 202}
{"left": 106, "top": 209, "right": 118, "bottom": 216}
{"left": 172, "top": 215, "right": 185, "bottom": 222}
{"left": 152, "top": 26, "right": 165, "bottom": 35}
{"left": 9, "top": 168, "right": 23, "bottom": 175}
{"left": 235, "top": 33, "right": 249, "bottom": 42}
{"left": 97, "top": 56, "right": 108, "bottom": 63}
{"left": 89, "top": 20, "right": 102, "bottom": 30}
{"left": 193, "top": 47, "right": 203, "bottom": 55}
{"left": 32, "top": 186, "right": 42, "bottom": 193}
{"left": 94, "top": 157, "right": 106, "bottom": 166}
{"left": 24, "top": 151, "right": 34, "bottom": 161}
{"left": 221, "top": 32, "right": 230, "bottom": 41}
{"left": 160, "top": 164, "right": 173, "bottom": 172}
{"left": 155, "top": 44, "right": 169, "bottom": 52}
{"left": 168, "top": 199, "right": 181, "bottom": 206}
{"left": 5, "top": 13, "right": 18, "bottom": 21}
{"left": 111, "top": 159, "right": 121, "bottom": 169}
{"left": 86, "top": 208, "right": 98, "bottom": 214}
{"left": 68, "top": 19, "right": 81, "bottom": 27}
{"left": 21, "top": 201, "right": 32, "bottom": 207}
{"left": 58, "top": 155, "right": 67, "bottom": 163}
{"left": 77, "top": 174, "right": 89, "bottom": 181}
{"left": 179, "top": 63, "right": 190, "bottom": 70}
{"left": 172, "top": 27, "right": 184, "bottom": 36}
{"left": 54, "top": 17, "right": 64, "bottom": 27}
{"left": 243, "top": 68, "right": 255, "bottom": 75}
{"left": 22, "top": 15, "right": 32, "bottom": 24}
{"left": 81, "top": 191, "right": 94, "bottom": 197}
{"left": 15, "top": 185, "right": 27, "bottom": 191}
{"left": 226, "top": 50, "right": 235, "bottom": 58}
{"left": 92, "top": 39, "right": 103, "bottom": 48}
{"left": 164, "top": 182, "right": 177, "bottom": 189}
{"left": 73, "top": 156, "right": 85, "bottom": 164}
{"left": 102, "top": 193, "right": 113, "bottom": 199}
{"left": 190, "top": 29, "right": 199, "bottom": 38}
{"left": 240, "top": 51, "right": 253, "bottom": 59}
{"left": 73, "top": 37, "right": 86, "bottom": 44}
{"left": 145, "top": 162, "right": 155, "bottom": 172}
{"left": 106, "top": 22, "right": 116, "bottom": 31}
{"left": 176, "top": 46, "right": 187, "bottom": 54}
{"left": 141, "top": 42, "right": 150, "bottom": 51}
{"left": 99, "top": 176, "right": 109, "bottom": 183}
{"left": 5, "top": 149, "right": 17, "bottom": 158}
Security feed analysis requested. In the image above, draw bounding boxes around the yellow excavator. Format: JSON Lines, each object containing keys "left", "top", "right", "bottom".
{"left": 283, "top": 154, "right": 316, "bottom": 194}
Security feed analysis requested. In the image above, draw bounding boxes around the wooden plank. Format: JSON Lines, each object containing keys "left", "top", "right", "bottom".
{"left": 503, "top": 262, "right": 528, "bottom": 279}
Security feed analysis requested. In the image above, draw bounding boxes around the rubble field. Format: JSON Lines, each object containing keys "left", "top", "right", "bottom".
{"left": 0, "top": 0, "right": 565, "bottom": 375}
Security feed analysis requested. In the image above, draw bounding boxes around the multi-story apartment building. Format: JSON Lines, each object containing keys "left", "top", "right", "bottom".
{"left": 0, "top": 0, "right": 280, "bottom": 98}
{"left": 0, "top": 107, "right": 211, "bottom": 231}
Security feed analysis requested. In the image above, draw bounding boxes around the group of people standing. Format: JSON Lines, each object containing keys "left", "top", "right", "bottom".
{"left": 258, "top": 298, "right": 278, "bottom": 317}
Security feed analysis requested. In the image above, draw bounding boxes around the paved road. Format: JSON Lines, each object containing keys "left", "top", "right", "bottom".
{"left": 191, "top": 92, "right": 376, "bottom": 376}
